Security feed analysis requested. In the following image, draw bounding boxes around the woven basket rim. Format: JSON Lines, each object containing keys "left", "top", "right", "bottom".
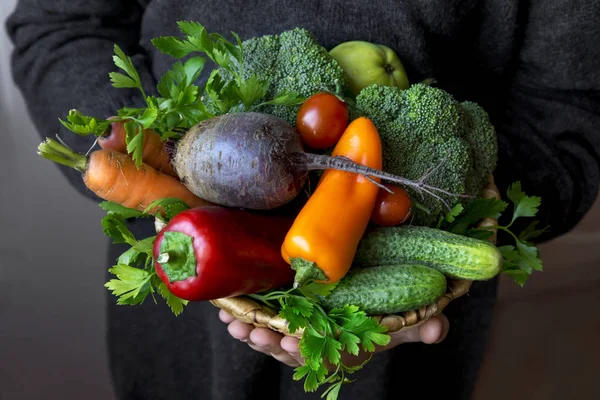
{"left": 210, "top": 176, "right": 501, "bottom": 338}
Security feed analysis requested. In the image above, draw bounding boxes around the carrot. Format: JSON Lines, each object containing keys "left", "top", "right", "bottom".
{"left": 98, "top": 121, "right": 178, "bottom": 178}
{"left": 37, "top": 138, "right": 210, "bottom": 212}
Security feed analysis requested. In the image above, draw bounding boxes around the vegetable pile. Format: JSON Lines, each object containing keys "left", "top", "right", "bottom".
{"left": 37, "top": 22, "right": 547, "bottom": 399}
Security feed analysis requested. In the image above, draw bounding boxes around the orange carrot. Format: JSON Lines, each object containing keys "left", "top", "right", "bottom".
{"left": 98, "top": 120, "right": 178, "bottom": 178}
{"left": 38, "top": 138, "right": 210, "bottom": 212}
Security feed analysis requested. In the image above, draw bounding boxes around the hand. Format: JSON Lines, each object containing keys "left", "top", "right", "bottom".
{"left": 219, "top": 309, "right": 450, "bottom": 368}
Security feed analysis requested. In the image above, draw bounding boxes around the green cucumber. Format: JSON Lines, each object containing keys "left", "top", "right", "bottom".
{"left": 354, "top": 226, "right": 502, "bottom": 280}
{"left": 317, "top": 264, "right": 447, "bottom": 315}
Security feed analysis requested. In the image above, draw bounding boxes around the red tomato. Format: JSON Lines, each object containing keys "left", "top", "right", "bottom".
{"left": 371, "top": 184, "right": 412, "bottom": 226}
{"left": 295, "top": 92, "right": 349, "bottom": 149}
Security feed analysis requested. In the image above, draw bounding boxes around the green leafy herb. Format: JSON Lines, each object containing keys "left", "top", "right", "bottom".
{"left": 153, "top": 21, "right": 304, "bottom": 115}
{"left": 158, "top": 281, "right": 188, "bottom": 316}
{"left": 110, "top": 44, "right": 146, "bottom": 99}
{"left": 519, "top": 220, "right": 550, "bottom": 242}
{"left": 59, "top": 109, "right": 111, "bottom": 136}
{"left": 117, "top": 236, "right": 155, "bottom": 266}
{"left": 98, "top": 201, "right": 144, "bottom": 219}
{"left": 59, "top": 22, "right": 303, "bottom": 165}
{"left": 255, "top": 90, "right": 306, "bottom": 107}
{"left": 123, "top": 120, "right": 145, "bottom": 167}
{"left": 105, "top": 264, "right": 154, "bottom": 305}
{"left": 507, "top": 181, "right": 541, "bottom": 224}
{"left": 100, "top": 204, "right": 188, "bottom": 315}
{"left": 101, "top": 213, "right": 137, "bottom": 245}
{"left": 249, "top": 282, "right": 390, "bottom": 399}
{"left": 444, "top": 198, "right": 508, "bottom": 236}
{"left": 143, "top": 198, "right": 191, "bottom": 221}
{"left": 441, "top": 181, "right": 548, "bottom": 286}
{"left": 236, "top": 75, "right": 270, "bottom": 109}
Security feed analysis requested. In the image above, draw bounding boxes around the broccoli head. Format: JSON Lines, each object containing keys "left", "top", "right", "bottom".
{"left": 356, "top": 83, "right": 497, "bottom": 226}
{"left": 460, "top": 101, "right": 498, "bottom": 194}
{"left": 224, "top": 28, "right": 349, "bottom": 125}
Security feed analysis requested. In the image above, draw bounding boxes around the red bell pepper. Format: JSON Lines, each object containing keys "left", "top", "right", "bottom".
{"left": 153, "top": 206, "right": 295, "bottom": 301}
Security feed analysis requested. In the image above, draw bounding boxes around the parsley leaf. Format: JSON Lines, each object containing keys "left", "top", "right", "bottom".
{"left": 446, "top": 198, "right": 508, "bottom": 236}
{"left": 123, "top": 120, "right": 145, "bottom": 167}
{"left": 152, "top": 36, "right": 198, "bottom": 58}
{"left": 280, "top": 304, "right": 309, "bottom": 334}
{"left": 117, "top": 236, "right": 155, "bottom": 267}
{"left": 445, "top": 203, "right": 464, "bottom": 224}
{"left": 322, "top": 336, "right": 343, "bottom": 365}
{"left": 323, "top": 382, "right": 343, "bottom": 400}
{"left": 341, "top": 311, "right": 390, "bottom": 352}
{"left": 507, "top": 181, "right": 542, "bottom": 225}
{"left": 299, "top": 326, "right": 328, "bottom": 371}
{"left": 299, "top": 281, "right": 339, "bottom": 300}
{"left": 285, "top": 295, "right": 314, "bottom": 318}
{"left": 519, "top": 220, "right": 550, "bottom": 242}
{"left": 236, "top": 75, "right": 269, "bottom": 108}
{"left": 158, "top": 282, "right": 188, "bottom": 316}
{"left": 59, "top": 109, "right": 111, "bottom": 136}
{"left": 101, "top": 213, "right": 136, "bottom": 245}
{"left": 98, "top": 201, "right": 144, "bottom": 219}
{"left": 134, "top": 106, "right": 159, "bottom": 129}
{"left": 254, "top": 89, "right": 306, "bottom": 108}
{"left": 338, "top": 330, "right": 361, "bottom": 356}
{"left": 143, "top": 198, "right": 191, "bottom": 221}
{"left": 105, "top": 264, "right": 154, "bottom": 305}
{"left": 111, "top": 44, "right": 146, "bottom": 99}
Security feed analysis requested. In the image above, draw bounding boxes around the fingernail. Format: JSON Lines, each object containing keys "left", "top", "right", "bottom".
{"left": 435, "top": 322, "right": 450, "bottom": 344}
{"left": 240, "top": 339, "right": 248, "bottom": 343}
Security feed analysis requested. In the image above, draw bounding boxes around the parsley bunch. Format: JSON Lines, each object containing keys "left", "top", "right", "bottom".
{"left": 250, "top": 282, "right": 390, "bottom": 400}
{"left": 100, "top": 199, "right": 191, "bottom": 315}
{"left": 439, "top": 181, "right": 548, "bottom": 286}
{"left": 59, "top": 22, "right": 304, "bottom": 167}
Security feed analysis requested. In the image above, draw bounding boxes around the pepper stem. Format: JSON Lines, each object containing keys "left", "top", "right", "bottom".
{"left": 158, "top": 232, "right": 197, "bottom": 282}
{"left": 156, "top": 253, "right": 170, "bottom": 263}
{"left": 290, "top": 258, "right": 327, "bottom": 288}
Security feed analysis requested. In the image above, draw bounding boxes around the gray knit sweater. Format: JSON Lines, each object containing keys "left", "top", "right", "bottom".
{"left": 6, "top": 1, "right": 600, "bottom": 399}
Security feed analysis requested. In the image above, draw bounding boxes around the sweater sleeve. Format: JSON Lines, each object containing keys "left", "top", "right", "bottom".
{"left": 493, "top": 0, "right": 600, "bottom": 242}
{"left": 5, "top": 0, "right": 156, "bottom": 201}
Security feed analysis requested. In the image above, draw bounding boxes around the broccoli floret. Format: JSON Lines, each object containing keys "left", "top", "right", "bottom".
{"left": 225, "top": 28, "right": 349, "bottom": 125}
{"left": 240, "top": 33, "right": 281, "bottom": 82}
{"left": 400, "top": 84, "right": 465, "bottom": 142}
{"left": 350, "top": 84, "right": 403, "bottom": 128}
{"left": 460, "top": 101, "right": 498, "bottom": 194}
{"left": 356, "top": 83, "right": 496, "bottom": 226}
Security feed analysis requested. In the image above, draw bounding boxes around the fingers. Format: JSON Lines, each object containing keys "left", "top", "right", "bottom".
{"left": 219, "top": 310, "right": 236, "bottom": 324}
{"left": 250, "top": 329, "right": 301, "bottom": 367}
{"left": 227, "top": 319, "right": 254, "bottom": 342}
{"left": 280, "top": 336, "right": 304, "bottom": 366}
{"left": 420, "top": 314, "right": 450, "bottom": 344}
{"left": 221, "top": 309, "right": 450, "bottom": 371}
{"left": 221, "top": 312, "right": 302, "bottom": 368}
{"left": 379, "top": 314, "right": 450, "bottom": 351}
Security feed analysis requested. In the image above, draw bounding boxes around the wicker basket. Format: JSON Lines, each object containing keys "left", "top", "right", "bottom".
{"left": 210, "top": 177, "right": 501, "bottom": 338}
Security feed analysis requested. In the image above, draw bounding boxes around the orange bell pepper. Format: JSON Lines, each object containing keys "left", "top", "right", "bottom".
{"left": 281, "top": 117, "right": 382, "bottom": 287}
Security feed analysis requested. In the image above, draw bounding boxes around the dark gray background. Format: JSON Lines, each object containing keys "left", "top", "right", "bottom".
{"left": 0, "top": 1, "right": 115, "bottom": 398}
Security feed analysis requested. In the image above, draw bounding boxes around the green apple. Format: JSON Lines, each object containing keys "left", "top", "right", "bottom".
{"left": 330, "top": 41, "right": 410, "bottom": 96}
